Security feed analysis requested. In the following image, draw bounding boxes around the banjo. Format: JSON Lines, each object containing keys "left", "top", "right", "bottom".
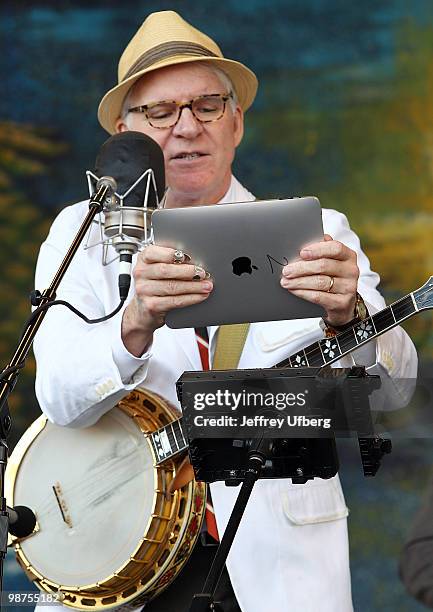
{"left": 6, "top": 389, "right": 206, "bottom": 610}
{"left": 5, "top": 278, "right": 433, "bottom": 609}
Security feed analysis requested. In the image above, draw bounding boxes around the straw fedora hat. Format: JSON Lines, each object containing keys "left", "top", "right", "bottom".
{"left": 98, "top": 10, "right": 258, "bottom": 134}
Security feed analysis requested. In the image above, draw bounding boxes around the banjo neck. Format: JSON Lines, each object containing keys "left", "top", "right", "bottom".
{"left": 149, "top": 416, "right": 190, "bottom": 465}
{"left": 148, "top": 277, "right": 433, "bottom": 466}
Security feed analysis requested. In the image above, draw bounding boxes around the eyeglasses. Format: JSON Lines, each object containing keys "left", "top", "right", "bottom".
{"left": 127, "top": 92, "right": 233, "bottom": 129}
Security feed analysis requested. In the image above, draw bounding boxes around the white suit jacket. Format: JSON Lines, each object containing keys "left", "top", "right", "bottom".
{"left": 33, "top": 177, "right": 417, "bottom": 612}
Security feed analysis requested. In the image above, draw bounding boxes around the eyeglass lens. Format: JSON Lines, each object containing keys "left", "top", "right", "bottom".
{"left": 147, "top": 95, "right": 226, "bottom": 128}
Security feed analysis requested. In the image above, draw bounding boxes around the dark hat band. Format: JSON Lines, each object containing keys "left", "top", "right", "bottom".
{"left": 122, "top": 41, "right": 219, "bottom": 82}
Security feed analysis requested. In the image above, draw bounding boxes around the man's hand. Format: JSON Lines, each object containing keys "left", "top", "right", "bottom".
{"left": 122, "top": 245, "right": 213, "bottom": 356}
{"left": 280, "top": 234, "right": 359, "bottom": 326}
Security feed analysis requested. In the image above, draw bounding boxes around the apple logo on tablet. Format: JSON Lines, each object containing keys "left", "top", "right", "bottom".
{"left": 232, "top": 257, "right": 259, "bottom": 276}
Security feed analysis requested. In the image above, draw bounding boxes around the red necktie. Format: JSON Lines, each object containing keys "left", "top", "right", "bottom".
{"left": 195, "top": 327, "right": 219, "bottom": 542}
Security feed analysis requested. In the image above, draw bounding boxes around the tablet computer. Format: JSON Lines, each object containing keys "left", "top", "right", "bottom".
{"left": 151, "top": 196, "right": 325, "bottom": 328}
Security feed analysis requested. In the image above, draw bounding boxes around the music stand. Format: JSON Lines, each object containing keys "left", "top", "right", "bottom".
{"left": 176, "top": 366, "right": 389, "bottom": 612}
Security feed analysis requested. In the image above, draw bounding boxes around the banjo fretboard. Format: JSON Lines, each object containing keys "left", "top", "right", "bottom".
{"left": 275, "top": 293, "right": 416, "bottom": 369}
{"left": 149, "top": 417, "right": 188, "bottom": 464}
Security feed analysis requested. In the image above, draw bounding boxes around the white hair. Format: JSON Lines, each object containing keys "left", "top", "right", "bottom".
{"left": 120, "top": 61, "right": 238, "bottom": 127}
{"left": 201, "top": 62, "right": 238, "bottom": 110}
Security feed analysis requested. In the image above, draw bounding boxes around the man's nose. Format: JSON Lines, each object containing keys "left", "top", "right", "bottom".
{"left": 171, "top": 106, "right": 203, "bottom": 138}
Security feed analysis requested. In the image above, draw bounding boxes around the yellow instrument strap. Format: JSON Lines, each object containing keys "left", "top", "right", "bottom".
{"left": 212, "top": 323, "right": 250, "bottom": 370}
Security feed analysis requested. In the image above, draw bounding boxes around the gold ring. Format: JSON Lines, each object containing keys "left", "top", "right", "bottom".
{"left": 327, "top": 276, "right": 335, "bottom": 293}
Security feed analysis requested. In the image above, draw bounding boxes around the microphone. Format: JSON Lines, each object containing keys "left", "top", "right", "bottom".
{"left": 7, "top": 504, "right": 37, "bottom": 538}
{"left": 90, "top": 131, "right": 165, "bottom": 300}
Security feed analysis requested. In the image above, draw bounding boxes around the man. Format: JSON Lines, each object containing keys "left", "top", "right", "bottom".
{"left": 33, "top": 10, "right": 417, "bottom": 612}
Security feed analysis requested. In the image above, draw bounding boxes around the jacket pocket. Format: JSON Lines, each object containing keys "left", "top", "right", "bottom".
{"left": 280, "top": 475, "right": 349, "bottom": 525}
{"left": 255, "top": 319, "right": 320, "bottom": 353}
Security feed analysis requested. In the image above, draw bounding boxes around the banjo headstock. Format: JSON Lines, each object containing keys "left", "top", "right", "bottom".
{"left": 413, "top": 277, "right": 433, "bottom": 311}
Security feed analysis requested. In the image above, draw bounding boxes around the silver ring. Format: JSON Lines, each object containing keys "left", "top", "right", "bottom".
{"left": 192, "top": 265, "right": 203, "bottom": 281}
{"left": 192, "top": 266, "right": 211, "bottom": 281}
{"left": 173, "top": 250, "right": 192, "bottom": 264}
{"left": 173, "top": 249, "right": 185, "bottom": 264}
{"left": 327, "top": 276, "right": 335, "bottom": 293}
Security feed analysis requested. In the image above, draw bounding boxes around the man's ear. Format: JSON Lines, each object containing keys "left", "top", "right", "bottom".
{"left": 233, "top": 105, "right": 244, "bottom": 148}
{"left": 115, "top": 117, "right": 128, "bottom": 133}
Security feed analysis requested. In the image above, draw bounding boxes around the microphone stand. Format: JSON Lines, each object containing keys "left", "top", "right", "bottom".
{"left": 0, "top": 184, "right": 110, "bottom": 610}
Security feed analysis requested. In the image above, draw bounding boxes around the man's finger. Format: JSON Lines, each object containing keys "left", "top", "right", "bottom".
{"left": 140, "top": 245, "right": 192, "bottom": 264}
{"left": 138, "top": 278, "right": 213, "bottom": 297}
{"left": 281, "top": 258, "right": 352, "bottom": 279}
{"left": 143, "top": 292, "right": 213, "bottom": 316}
{"left": 137, "top": 262, "right": 209, "bottom": 281}
{"left": 298, "top": 240, "right": 353, "bottom": 261}
{"left": 287, "top": 289, "right": 348, "bottom": 311}
{"left": 281, "top": 274, "right": 339, "bottom": 293}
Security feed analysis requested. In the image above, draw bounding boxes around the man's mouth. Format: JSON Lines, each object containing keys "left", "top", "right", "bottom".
{"left": 172, "top": 152, "right": 207, "bottom": 160}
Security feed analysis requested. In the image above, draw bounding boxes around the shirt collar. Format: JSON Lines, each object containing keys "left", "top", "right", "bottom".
{"left": 217, "top": 175, "right": 255, "bottom": 205}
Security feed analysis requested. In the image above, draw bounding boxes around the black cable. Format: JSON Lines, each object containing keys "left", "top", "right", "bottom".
{"left": 24, "top": 297, "right": 126, "bottom": 330}
{"left": 1, "top": 298, "right": 126, "bottom": 385}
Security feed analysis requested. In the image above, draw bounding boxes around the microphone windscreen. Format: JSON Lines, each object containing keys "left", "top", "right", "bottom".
{"left": 94, "top": 131, "right": 165, "bottom": 208}
{"left": 9, "top": 505, "right": 37, "bottom": 538}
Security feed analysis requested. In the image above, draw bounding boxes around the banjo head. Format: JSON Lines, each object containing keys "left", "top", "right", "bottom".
{"left": 6, "top": 389, "right": 206, "bottom": 609}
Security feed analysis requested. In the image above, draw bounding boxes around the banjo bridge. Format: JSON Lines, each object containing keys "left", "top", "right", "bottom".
{"left": 52, "top": 483, "right": 73, "bottom": 529}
